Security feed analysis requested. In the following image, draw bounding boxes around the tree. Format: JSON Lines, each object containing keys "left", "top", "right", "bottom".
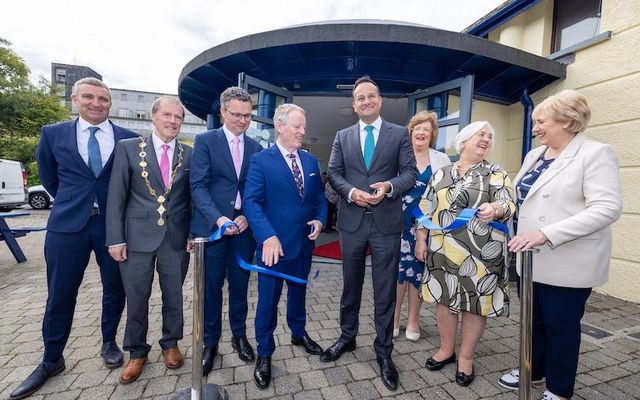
{"left": 0, "top": 37, "right": 68, "bottom": 173}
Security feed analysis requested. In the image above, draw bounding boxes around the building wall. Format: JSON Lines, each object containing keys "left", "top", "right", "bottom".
{"left": 486, "top": 0, "right": 640, "bottom": 302}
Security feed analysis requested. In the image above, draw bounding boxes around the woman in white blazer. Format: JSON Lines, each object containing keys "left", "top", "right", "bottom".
{"left": 498, "top": 90, "right": 622, "bottom": 400}
{"left": 394, "top": 111, "right": 451, "bottom": 342}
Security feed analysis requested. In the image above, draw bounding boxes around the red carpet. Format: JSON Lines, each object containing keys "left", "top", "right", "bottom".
{"left": 313, "top": 241, "right": 371, "bottom": 260}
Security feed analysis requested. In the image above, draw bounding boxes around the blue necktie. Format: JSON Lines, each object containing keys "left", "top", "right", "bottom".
{"left": 87, "top": 126, "right": 103, "bottom": 177}
{"left": 363, "top": 125, "right": 375, "bottom": 170}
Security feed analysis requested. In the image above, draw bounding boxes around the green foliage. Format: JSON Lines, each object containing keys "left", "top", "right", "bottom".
{"left": 0, "top": 134, "right": 39, "bottom": 165}
{"left": 0, "top": 37, "right": 29, "bottom": 92}
{"left": 26, "top": 161, "right": 40, "bottom": 186}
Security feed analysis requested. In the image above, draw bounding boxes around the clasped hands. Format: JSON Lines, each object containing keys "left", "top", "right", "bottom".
{"left": 351, "top": 181, "right": 391, "bottom": 207}
{"left": 217, "top": 215, "right": 248, "bottom": 236}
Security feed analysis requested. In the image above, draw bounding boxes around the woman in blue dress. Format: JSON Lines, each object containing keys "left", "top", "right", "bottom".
{"left": 394, "top": 111, "right": 451, "bottom": 341}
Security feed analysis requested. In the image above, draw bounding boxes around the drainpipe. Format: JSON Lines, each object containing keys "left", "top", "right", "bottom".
{"left": 520, "top": 89, "right": 534, "bottom": 162}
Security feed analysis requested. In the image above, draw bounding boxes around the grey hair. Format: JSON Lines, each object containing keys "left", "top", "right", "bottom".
{"left": 220, "top": 86, "right": 252, "bottom": 109}
{"left": 454, "top": 121, "right": 495, "bottom": 154}
{"left": 273, "top": 103, "right": 306, "bottom": 126}
{"left": 72, "top": 77, "right": 111, "bottom": 100}
{"left": 151, "top": 96, "right": 185, "bottom": 117}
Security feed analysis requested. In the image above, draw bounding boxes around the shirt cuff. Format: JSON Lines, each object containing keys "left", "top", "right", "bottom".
{"left": 348, "top": 188, "right": 356, "bottom": 203}
{"left": 386, "top": 181, "right": 394, "bottom": 198}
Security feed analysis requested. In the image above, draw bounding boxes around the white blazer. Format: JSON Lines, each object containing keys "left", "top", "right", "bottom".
{"left": 428, "top": 148, "right": 452, "bottom": 175}
{"left": 514, "top": 134, "right": 622, "bottom": 288}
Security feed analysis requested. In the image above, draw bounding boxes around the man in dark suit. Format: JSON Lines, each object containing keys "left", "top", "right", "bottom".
{"left": 106, "top": 96, "right": 192, "bottom": 384}
{"left": 10, "top": 78, "right": 137, "bottom": 399}
{"left": 243, "top": 103, "right": 327, "bottom": 390}
{"left": 322, "top": 76, "right": 417, "bottom": 391}
{"left": 190, "top": 86, "right": 263, "bottom": 376}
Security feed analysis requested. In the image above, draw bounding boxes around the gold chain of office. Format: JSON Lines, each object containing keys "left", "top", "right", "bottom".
{"left": 137, "top": 138, "right": 184, "bottom": 226}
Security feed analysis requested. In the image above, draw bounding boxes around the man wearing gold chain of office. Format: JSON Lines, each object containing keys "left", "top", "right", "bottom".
{"left": 105, "top": 96, "right": 193, "bottom": 384}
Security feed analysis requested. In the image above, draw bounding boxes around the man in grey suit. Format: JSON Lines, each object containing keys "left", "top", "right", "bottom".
{"left": 322, "top": 76, "right": 417, "bottom": 391}
{"left": 106, "top": 96, "right": 192, "bottom": 384}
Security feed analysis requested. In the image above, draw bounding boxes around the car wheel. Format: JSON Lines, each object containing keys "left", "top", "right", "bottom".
{"left": 29, "top": 192, "right": 51, "bottom": 209}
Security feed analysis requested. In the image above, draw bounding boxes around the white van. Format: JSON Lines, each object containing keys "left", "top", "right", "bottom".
{"left": 0, "top": 159, "right": 28, "bottom": 210}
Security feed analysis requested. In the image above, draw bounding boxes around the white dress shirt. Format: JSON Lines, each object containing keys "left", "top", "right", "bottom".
{"left": 76, "top": 117, "right": 115, "bottom": 168}
{"left": 275, "top": 140, "right": 304, "bottom": 185}
{"left": 358, "top": 116, "right": 382, "bottom": 154}
{"left": 151, "top": 132, "right": 176, "bottom": 172}
{"left": 223, "top": 125, "right": 245, "bottom": 168}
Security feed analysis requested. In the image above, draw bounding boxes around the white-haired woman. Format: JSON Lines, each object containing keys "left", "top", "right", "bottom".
{"left": 498, "top": 90, "right": 622, "bottom": 400}
{"left": 415, "top": 121, "right": 515, "bottom": 386}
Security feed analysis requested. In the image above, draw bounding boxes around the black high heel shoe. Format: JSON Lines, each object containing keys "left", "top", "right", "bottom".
{"left": 455, "top": 366, "right": 475, "bottom": 386}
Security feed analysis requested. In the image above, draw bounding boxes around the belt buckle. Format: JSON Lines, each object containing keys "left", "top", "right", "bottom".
{"left": 364, "top": 207, "right": 373, "bottom": 214}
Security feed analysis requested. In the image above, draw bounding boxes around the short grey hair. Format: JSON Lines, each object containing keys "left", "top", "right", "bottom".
{"left": 151, "top": 96, "right": 184, "bottom": 118}
{"left": 273, "top": 103, "right": 305, "bottom": 126}
{"left": 72, "top": 77, "right": 111, "bottom": 100}
{"left": 454, "top": 121, "right": 495, "bottom": 154}
{"left": 220, "top": 86, "right": 251, "bottom": 109}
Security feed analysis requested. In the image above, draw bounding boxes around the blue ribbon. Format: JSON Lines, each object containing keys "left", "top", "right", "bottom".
{"left": 412, "top": 206, "right": 510, "bottom": 238}
{"left": 235, "top": 253, "right": 319, "bottom": 285}
{"left": 208, "top": 221, "right": 238, "bottom": 241}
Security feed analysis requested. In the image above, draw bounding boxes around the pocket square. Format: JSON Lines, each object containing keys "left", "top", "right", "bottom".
{"left": 310, "top": 173, "right": 316, "bottom": 176}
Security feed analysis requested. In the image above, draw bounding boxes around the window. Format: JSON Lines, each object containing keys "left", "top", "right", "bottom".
{"left": 136, "top": 110, "right": 145, "bottom": 119}
{"left": 118, "top": 109, "right": 129, "bottom": 118}
{"left": 121, "top": 93, "right": 128, "bottom": 101}
{"left": 553, "top": 0, "right": 602, "bottom": 52}
{"left": 55, "top": 68, "right": 66, "bottom": 83}
{"left": 138, "top": 95, "right": 144, "bottom": 102}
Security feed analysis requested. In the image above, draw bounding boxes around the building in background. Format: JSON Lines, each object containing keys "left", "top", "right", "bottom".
{"left": 51, "top": 63, "right": 206, "bottom": 139}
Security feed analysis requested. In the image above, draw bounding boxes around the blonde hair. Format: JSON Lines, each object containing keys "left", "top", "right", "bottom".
{"left": 407, "top": 111, "right": 439, "bottom": 148}
{"left": 533, "top": 89, "right": 591, "bottom": 134}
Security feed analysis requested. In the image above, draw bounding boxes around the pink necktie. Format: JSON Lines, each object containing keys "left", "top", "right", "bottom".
{"left": 160, "top": 144, "right": 170, "bottom": 188}
{"left": 231, "top": 137, "right": 242, "bottom": 208}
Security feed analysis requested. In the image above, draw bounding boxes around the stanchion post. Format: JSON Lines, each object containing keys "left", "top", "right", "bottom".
{"left": 519, "top": 249, "right": 536, "bottom": 400}
{"left": 171, "top": 238, "right": 228, "bottom": 400}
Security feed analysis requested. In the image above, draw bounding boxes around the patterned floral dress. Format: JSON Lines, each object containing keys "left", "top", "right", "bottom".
{"left": 398, "top": 166, "right": 432, "bottom": 289}
{"left": 418, "top": 161, "right": 516, "bottom": 317}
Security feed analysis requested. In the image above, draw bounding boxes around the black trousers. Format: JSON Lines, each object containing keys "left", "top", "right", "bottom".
{"left": 338, "top": 213, "right": 400, "bottom": 359}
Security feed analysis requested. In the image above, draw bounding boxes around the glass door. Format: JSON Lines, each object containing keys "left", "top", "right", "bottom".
{"left": 406, "top": 75, "right": 474, "bottom": 160}
{"left": 238, "top": 73, "right": 293, "bottom": 148}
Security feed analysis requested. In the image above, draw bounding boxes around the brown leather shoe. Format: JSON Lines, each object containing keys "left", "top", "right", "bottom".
{"left": 119, "top": 358, "right": 146, "bottom": 384}
{"left": 162, "top": 347, "right": 184, "bottom": 369}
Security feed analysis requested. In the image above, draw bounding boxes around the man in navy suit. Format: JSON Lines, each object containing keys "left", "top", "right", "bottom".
{"left": 10, "top": 78, "right": 137, "bottom": 399}
{"left": 190, "top": 86, "right": 263, "bottom": 376}
{"left": 243, "top": 103, "right": 327, "bottom": 390}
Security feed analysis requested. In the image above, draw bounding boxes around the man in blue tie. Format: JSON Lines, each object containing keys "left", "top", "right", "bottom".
{"left": 10, "top": 78, "right": 137, "bottom": 399}
{"left": 323, "top": 76, "right": 417, "bottom": 391}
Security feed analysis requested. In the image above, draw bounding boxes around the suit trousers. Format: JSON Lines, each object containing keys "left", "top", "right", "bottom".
{"left": 255, "top": 255, "right": 311, "bottom": 357}
{"left": 120, "top": 234, "right": 189, "bottom": 358}
{"left": 203, "top": 228, "right": 256, "bottom": 347}
{"left": 42, "top": 215, "right": 125, "bottom": 363}
{"left": 339, "top": 213, "right": 400, "bottom": 359}
{"left": 532, "top": 282, "right": 591, "bottom": 398}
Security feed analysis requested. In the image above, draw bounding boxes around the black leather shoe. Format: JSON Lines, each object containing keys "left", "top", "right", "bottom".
{"left": 425, "top": 353, "right": 456, "bottom": 371}
{"left": 291, "top": 333, "right": 323, "bottom": 355}
{"left": 100, "top": 341, "right": 123, "bottom": 368}
{"left": 232, "top": 336, "right": 255, "bottom": 362}
{"left": 455, "top": 367, "right": 475, "bottom": 386}
{"left": 254, "top": 356, "right": 271, "bottom": 389}
{"left": 377, "top": 357, "right": 399, "bottom": 391}
{"left": 9, "top": 358, "right": 65, "bottom": 399}
{"left": 319, "top": 338, "right": 356, "bottom": 362}
{"left": 202, "top": 345, "right": 218, "bottom": 377}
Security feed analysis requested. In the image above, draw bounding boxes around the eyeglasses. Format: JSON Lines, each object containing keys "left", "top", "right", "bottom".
{"left": 224, "top": 108, "right": 253, "bottom": 121}
{"left": 412, "top": 127, "right": 433, "bottom": 133}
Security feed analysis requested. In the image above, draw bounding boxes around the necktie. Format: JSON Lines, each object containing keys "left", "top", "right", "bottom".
{"left": 87, "top": 126, "right": 102, "bottom": 177}
{"left": 160, "top": 144, "right": 170, "bottom": 188}
{"left": 231, "top": 137, "right": 242, "bottom": 208}
{"left": 363, "top": 125, "right": 375, "bottom": 170}
{"left": 288, "top": 153, "right": 304, "bottom": 198}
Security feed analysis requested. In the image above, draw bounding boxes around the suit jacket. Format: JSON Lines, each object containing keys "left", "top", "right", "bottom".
{"left": 514, "top": 134, "right": 622, "bottom": 288}
{"left": 190, "top": 128, "right": 263, "bottom": 237}
{"left": 36, "top": 119, "right": 138, "bottom": 233}
{"left": 243, "top": 145, "right": 328, "bottom": 262}
{"left": 105, "top": 136, "right": 192, "bottom": 253}
{"left": 428, "top": 148, "right": 452, "bottom": 175}
{"left": 327, "top": 119, "right": 417, "bottom": 234}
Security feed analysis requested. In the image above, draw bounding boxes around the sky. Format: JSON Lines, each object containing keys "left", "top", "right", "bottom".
{"left": 1, "top": 0, "right": 504, "bottom": 95}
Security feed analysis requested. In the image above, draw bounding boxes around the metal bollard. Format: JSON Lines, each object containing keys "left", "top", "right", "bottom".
{"left": 518, "top": 249, "right": 537, "bottom": 400}
{"left": 171, "top": 238, "right": 228, "bottom": 400}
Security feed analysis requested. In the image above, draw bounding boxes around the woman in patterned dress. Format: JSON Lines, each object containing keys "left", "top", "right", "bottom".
{"left": 394, "top": 111, "right": 451, "bottom": 341}
{"left": 415, "top": 121, "right": 516, "bottom": 386}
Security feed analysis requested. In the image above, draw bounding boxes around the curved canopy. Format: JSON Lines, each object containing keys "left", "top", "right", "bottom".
{"left": 179, "top": 20, "right": 565, "bottom": 120}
